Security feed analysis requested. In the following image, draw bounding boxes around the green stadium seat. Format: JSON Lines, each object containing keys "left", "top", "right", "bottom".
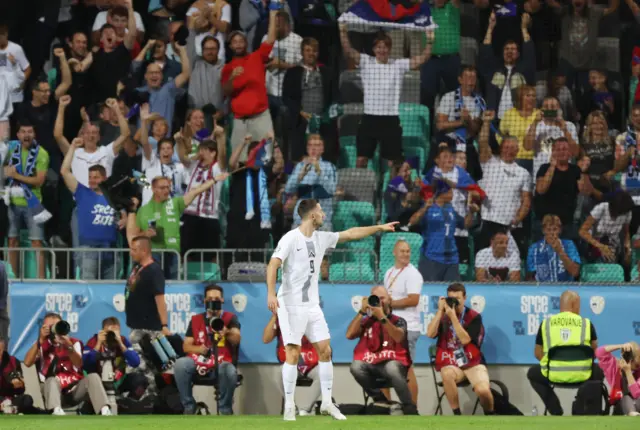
{"left": 399, "top": 103, "right": 430, "bottom": 140}
{"left": 186, "top": 262, "right": 222, "bottom": 281}
{"left": 338, "top": 145, "right": 379, "bottom": 172}
{"left": 580, "top": 263, "right": 625, "bottom": 283}
{"left": 340, "top": 135, "right": 357, "bottom": 147}
{"left": 333, "top": 201, "right": 375, "bottom": 231}
{"left": 632, "top": 264, "right": 639, "bottom": 281}
{"left": 334, "top": 237, "right": 376, "bottom": 268}
{"left": 379, "top": 232, "right": 423, "bottom": 275}
{"left": 329, "top": 262, "right": 375, "bottom": 282}
{"left": 1, "top": 262, "right": 15, "bottom": 279}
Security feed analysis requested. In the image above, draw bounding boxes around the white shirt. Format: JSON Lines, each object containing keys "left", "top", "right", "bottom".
{"left": 263, "top": 32, "right": 303, "bottom": 97}
{"left": 497, "top": 65, "right": 514, "bottom": 120}
{"left": 0, "top": 42, "right": 29, "bottom": 103}
{"left": 479, "top": 156, "right": 532, "bottom": 226}
{"left": 141, "top": 153, "right": 186, "bottom": 205}
{"left": 360, "top": 55, "right": 410, "bottom": 116}
{"left": 188, "top": 3, "right": 231, "bottom": 62}
{"left": 273, "top": 228, "right": 339, "bottom": 307}
{"left": 184, "top": 161, "right": 222, "bottom": 219}
{"left": 531, "top": 120, "right": 578, "bottom": 180}
{"left": 383, "top": 263, "right": 423, "bottom": 332}
{"left": 92, "top": 10, "right": 146, "bottom": 33}
{"left": 590, "top": 202, "right": 632, "bottom": 244}
{"left": 475, "top": 245, "right": 521, "bottom": 277}
{"left": 71, "top": 143, "right": 117, "bottom": 187}
{"left": 437, "top": 91, "right": 482, "bottom": 122}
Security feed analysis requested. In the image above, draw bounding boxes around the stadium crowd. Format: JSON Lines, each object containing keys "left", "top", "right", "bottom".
{"left": 1, "top": 0, "right": 640, "bottom": 418}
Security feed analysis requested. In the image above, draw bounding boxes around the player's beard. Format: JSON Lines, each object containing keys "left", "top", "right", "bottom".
{"left": 313, "top": 216, "right": 324, "bottom": 229}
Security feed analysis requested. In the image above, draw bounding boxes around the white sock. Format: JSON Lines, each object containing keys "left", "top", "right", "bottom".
{"left": 282, "top": 362, "right": 297, "bottom": 407}
{"left": 319, "top": 361, "right": 333, "bottom": 405}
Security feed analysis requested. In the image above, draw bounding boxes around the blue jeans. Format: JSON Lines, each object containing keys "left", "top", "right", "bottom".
{"left": 79, "top": 250, "right": 116, "bottom": 280}
{"left": 173, "top": 356, "right": 237, "bottom": 415}
{"left": 420, "top": 54, "right": 461, "bottom": 108}
{"left": 7, "top": 205, "right": 44, "bottom": 241}
{"left": 152, "top": 252, "right": 178, "bottom": 280}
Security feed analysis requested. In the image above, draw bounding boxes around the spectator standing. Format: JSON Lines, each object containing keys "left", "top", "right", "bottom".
{"left": 475, "top": 231, "right": 521, "bottom": 282}
{"left": 525, "top": 96, "right": 579, "bottom": 179}
{"left": 285, "top": 134, "right": 336, "bottom": 230}
{"left": 239, "top": 0, "right": 294, "bottom": 52}
{"left": 0, "top": 262, "right": 8, "bottom": 342}
{"left": 223, "top": 6, "right": 281, "bottom": 164}
{"left": 527, "top": 214, "right": 581, "bottom": 282}
{"left": 480, "top": 12, "right": 535, "bottom": 119}
{"left": 614, "top": 105, "right": 640, "bottom": 192}
{"left": 5, "top": 123, "right": 50, "bottom": 279}
{"left": 136, "top": 43, "right": 191, "bottom": 134}
{"left": 384, "top": 161, "right": 421, "bottom": 230}
{"left": 581, "top": 111, "right": 618, "bottom": 194}
{"left": 339, "top": 26, "right": 433, "bottom": 168}
{"left": 534, "top": 137, "right": 591, "bottom": 240}
{"left": 60, "top": 138, "right": 121, "bottom": 280}
{"left": 89, "top": 1, "right": 137, "bottom": 104}
{"left": 0, "top": 53, "right": 24, "bottom": 144}
{"left": 408, "top": 181, "right": 477, "bottom": 282}
{"left": 535, "top": 68, "right": 576, "bottom": 122}
{"left": 60, "top": 31, "right": 93, "bottom": 141}
{"left": 346, "top": 286, "right": 417, "bottom": 415}
{"left": 579, "top": 191, "right": 634, "bottom": 264}
{"left": 579, "top": 69, "right": 623, "bottom": 132}
{"left": 477, "top": 110, "right": 532, "bottom": 254}
{"left": 186, "top": 0, "right": 231, "bottom": 62}
{"left": 550, "top": 0, "right": 619, "bottom": 92}
{"left": 527, "top": 290, "right": 603, "bottom": 416}
{"left": 383, "top": 240, "right": 423, "bottom": 405}
{"left": 186, "top": 31, "right": 225, "bottom": 111}
{"left": 498, "top": 85, "right": 539, "bottom": 173}
{"left": 91, "top": 1, "right": 146, "bottom": 47}
{"left": 282, "top": 37, "right": 338, "bottom": 162}
{"left": 426, "top": 283, "right": 494, "bottom": 415}
{"left": 0, "top": 24, "right": 31, "bottom": 108}
{"left": 131, "top": 39, "right": 182, "bottom": 86}
{"left": 436, "top": 66, "right": 483, "bottom": 144}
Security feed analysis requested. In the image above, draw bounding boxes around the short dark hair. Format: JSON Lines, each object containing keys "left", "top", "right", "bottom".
{"left": 110, "top": 6, "right": 129, "bottom": 18}
{"left": 201, "top": 35, "right": 220, "bottom": 52}
{"left": 373, "top": 32, "right": 392, "bottom": 49}
{"left": 17, "top": 121, "right": 34, "bottom": 132}
{"left": 100, "top": 23, "right": 116, "bottom": 34}
{"left": 158, "top": 138, "right": 174, "bottom": 151}
{"left": 553, "top": 136, "right": 570, "bottom": 147}
{"left": 301, "top": 37, "right": 319, "bottom": 53}
{"left": 297, "top": 198, "right": 319, "bottom": 219}
{"left": 276, "top": 10, "right": 291, "bottom": 22}
{"left": 0, "top": 24, "right": 8, "bottom": 35}
{"left": 132, "top": 236, "right": 151, "bottom": 248}
{"left": 88, "top": 165, "right": 107, "bottom": 177}
{"left": 503, "top": 39, "right": 518, "bottom": 49}
{"left": 43, "top": 312, "right": 62, "bottom": 321}
{"left": 102, "top": 316, "right": 120, "bottom": 328}
{"left": 447, "top": 283, "right": 466, "bottom": 297}
{"left": 459, "top": 65, "right": 477, "bottom": 77}
{"left": 30, "top": 78, "right": 48, "bottom": 93}
{"left": 204, "top": 284, "right": 224, "bottom": 297}
{"left": 199, "top": 139, "right": 218, "bottom": 152}
{"left": 491, "top": 230, "right": 509, "bottom": 241}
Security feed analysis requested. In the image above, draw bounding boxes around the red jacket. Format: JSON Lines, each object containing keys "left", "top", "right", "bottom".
{"left": 189, "top": 312, "right": 237, "bottom": 375}
{"left": 0, "top": 351, "right": 24, "bottom": 398}
{"left": 435, "top": 307, "right": 484, "bottom": 371}
{"left": 38, "top": 337, "right": 84, "bottom": 391}
{"left": 353, "top": 314, "right": 411, "bottom": 367}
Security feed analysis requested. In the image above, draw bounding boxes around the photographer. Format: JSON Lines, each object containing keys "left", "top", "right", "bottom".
{"left": 174, "top": 284, "right": 241, "bottom": 415}
{"left": 83, "top": 316, "right": 141, "bottom": 408}
{"left": 597, "top": 342, "right": 640, "bottom": 416}
{"left": 346, "top": 286, "right": 417, "bottom": 415}
{"left": 0, "top": 334, "right": 34, "bottom": 414}
{"left": 262, "top": 314, "right": 320, "bottom": 416}
{"left": 22, "top": 313, "right": 112, "bottom": 416}
{"left": 426, "top": 283, "right": 494, "bottom": 415}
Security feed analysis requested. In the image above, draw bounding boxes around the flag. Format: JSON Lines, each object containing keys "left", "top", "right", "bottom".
{"left": 420, "top": 166, "right": 486, "bottom": 201}
{"left": 495, "top": 3, "right": 517, "bottom": 17}
{"left": 195, "top": 128, "right": 211, "bottom": 142}
{"left": 339, "top": 0, "right": 437, "bottom": 31}
{"left": 246, "top": 138, "right": 273, "bottom": 168}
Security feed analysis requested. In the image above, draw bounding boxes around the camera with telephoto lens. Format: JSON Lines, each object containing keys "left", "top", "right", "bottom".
{"left": 106, "top": 331, "right": 119, "bottom": 348}
{"left": 7, "top": 370, "right": 22, "bottom": 382}
{"left": 445, "top": 297, "right": 459, "bottom": 308}
{"left": 49, "top": 320, "right": 70, "bottom": 340}
{"left": 367, "top": 295, "right": 380, "bottom": 307}
{"left": 623, "top": 350, "right": 634, "bottom": 363}
{"left": 209, "top": 317, "right": 225, "bottom": 332}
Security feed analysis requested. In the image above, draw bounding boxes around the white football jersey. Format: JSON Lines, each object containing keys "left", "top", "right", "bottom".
{"left": 272, "top": 228, "right": 339, "bottom": 307}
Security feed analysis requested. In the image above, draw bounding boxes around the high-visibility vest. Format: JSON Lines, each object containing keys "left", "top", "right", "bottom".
{"left": 540, "top": 312, "right": 593, "bottom": 383}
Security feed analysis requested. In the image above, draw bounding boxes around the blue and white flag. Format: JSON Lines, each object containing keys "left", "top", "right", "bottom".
{"left": 339, "top": 0, "right": 437, "bottom": 31}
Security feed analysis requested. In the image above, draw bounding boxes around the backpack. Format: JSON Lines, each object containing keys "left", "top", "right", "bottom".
{"left": 572, "top": 381, "right": 610, "bottom": 416}
{"left": 490, "top": 380, "right": 523, "bottom": 415}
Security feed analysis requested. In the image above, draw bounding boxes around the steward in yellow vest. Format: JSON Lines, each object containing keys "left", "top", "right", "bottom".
{"left": 540, "top": 311, "right": 592, "bottom": 383}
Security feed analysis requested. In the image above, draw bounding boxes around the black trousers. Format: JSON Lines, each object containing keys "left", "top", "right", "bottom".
{"left": 527, "top": 363, "right": 604, "bottom": 415}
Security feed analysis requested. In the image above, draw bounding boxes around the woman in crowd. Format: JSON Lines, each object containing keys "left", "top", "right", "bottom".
{"left": 580, "top": 111, "right": 618, "bottom": 196}
{"left": 596, "top": 342, "right": 640, "bottom": 416}
{"left": 499, "top": 84, "right": 539, "bottom": 173}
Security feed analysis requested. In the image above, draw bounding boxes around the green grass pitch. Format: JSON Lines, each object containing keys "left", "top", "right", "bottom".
{"left": 1, "top": 416, "right": 638, "bottom": 430}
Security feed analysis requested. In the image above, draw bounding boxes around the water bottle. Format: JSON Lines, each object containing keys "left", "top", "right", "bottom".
{"left": 531, "top": 405, "right": 538, "bottom": 416}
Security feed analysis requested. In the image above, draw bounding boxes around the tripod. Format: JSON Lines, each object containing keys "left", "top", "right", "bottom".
{"left": 207, "top": 332, "right": 221, "bottom": 416}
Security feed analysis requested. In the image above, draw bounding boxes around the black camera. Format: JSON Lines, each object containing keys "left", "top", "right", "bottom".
{"left": 368, "top": 295, "right": 380, "bottom": 307}
{"left": 209, "top": 317, "right": 225, "bottom": 332}
{"left": 7, "top": 370, "right": 22, "bottom": 381}
{"left": 106, "top": 331, "right": 119, "bottom": 347}
{"left": 445, "top": 297, "right": 459, "bottom": 308}
{"left": 206, "top": 300, "right": 222, "bottom": 312}
{"left": 49, "top": 320, "right": 70, "bottom": 340}
{"left": 623, "top": 350, "right": 634, "bottom": 363}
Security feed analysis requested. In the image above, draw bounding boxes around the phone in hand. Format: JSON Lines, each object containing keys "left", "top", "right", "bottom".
{"left": 543, "top": 109, "right": 558, "bottom": 119}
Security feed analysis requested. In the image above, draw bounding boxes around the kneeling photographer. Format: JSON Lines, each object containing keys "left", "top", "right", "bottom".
{"left": 83, "top": 317, "right": 142, "bottom": 413}
{"left": 596, "top": 342, "right": 640, "bottom": 415}
{"left": 345, "top": 286, "right": 417, "bottom": 415}
{"left": 23, "top": 313, "right": 112, "bottom": 416}
{"left": 174, "top": 284, "right": 241, "bottom": 415}
{"left": 0, "top": 334, "right": 36, "bottom": 414}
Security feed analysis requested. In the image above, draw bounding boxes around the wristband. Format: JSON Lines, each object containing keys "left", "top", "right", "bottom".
{"left": 162, "top": 324, "right": 168, "bottom": 328}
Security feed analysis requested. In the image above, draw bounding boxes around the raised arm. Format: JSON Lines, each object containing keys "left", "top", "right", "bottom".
{"left": 338, "top": 22, "right": 360, "bottom": 66}
{"left": 54, "top": 96, "right": 72, "bottom": 155}
{"left": 338, "top": 222, "right": 398, "bottom": 244}
{"left": 265, "top": 8, "right": 278, "bottom": 45}
{"left": 123, "top": 0, "right": 137, "bottom": 50}
{"left": 126, "top": 198, "right": 141, "bottom": 247}
{"left": 478, "top": 110, "right": 495, "bottom": 164}
{"left": 604, "top": 0, "right": 620, "bottom": 15}
{"left": 213, "top": 122, "right": 227, "bottom": 171}
{"left": 53, "top": 48, "right": 72, "bottom": 100}
{"left": 410, "top": 31, "right": 433, "bottom": 70}
{"left": 134, "top": 39, "right": 156, "bottom": 63}
{"left": 60, "top": 138, "right": 82, "bottom": 193}
{"left": 108, "top": 98, "right": 131, "bottom": 154}
{"left": 183, "top": 173, "right": 229, "bottom": 206}
{"left": 524, "top": 112, "right": 542, "bottom": 151}
{"left": 139, "top": 104, "right": 160, "bottom": 161}
{"left": 173, "top": 44, "right": 192, "bottom": 89}
{"left": 228, "top": 134, "right": 251, "bottom": 170}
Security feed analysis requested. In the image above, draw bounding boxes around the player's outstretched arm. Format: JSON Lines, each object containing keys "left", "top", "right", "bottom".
{"left": 266, "top": 258, "right": 282, "bottom": 313}
{"left": 338, "top": 222, "right": 398, "bottom": 244}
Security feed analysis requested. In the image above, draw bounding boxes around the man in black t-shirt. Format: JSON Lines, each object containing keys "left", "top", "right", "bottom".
{"left": 125, "top": 205, "right": 171, "bottom": 395}
{"left": 534, "top": 137, "right": 593, "bottom": 241}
